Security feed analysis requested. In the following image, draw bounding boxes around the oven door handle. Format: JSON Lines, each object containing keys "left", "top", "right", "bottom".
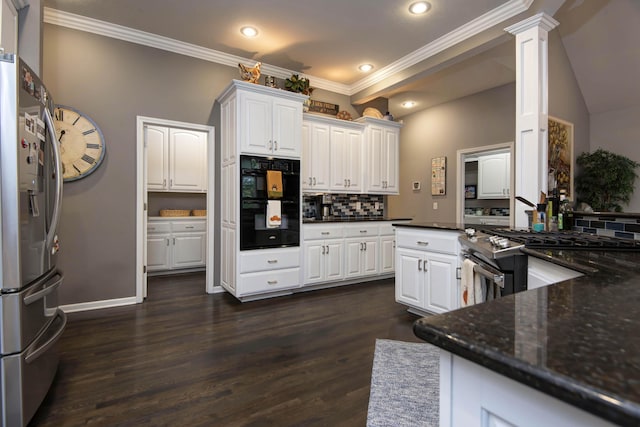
{"left": 462, "top": 251, "right": 505, "bottom": 288}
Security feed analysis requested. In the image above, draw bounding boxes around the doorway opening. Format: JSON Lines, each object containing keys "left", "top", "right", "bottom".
{"left": 135, "top": 116, "right": 216, "bottom": 302}
{"left": 456, "top": 142, "right": 514, "bottom": 228}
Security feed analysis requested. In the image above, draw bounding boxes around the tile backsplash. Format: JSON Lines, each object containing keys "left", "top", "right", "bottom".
{"left": 303, "top": 194, "right": 384, "bottom": 218}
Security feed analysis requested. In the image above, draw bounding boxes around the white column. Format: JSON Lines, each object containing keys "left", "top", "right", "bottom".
{"left": 505, "top": 13, "right": 558, "bottom": 229}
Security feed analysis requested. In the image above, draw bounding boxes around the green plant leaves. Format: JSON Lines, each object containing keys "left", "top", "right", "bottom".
{"left": 575, "top": 149, "right": 639, "bottom": 212}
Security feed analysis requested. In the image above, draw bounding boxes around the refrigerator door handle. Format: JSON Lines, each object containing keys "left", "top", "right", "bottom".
{"left": 23, "top": 272, "right": 63, "bottom": 306}
{"left": 43, "top": 107, "right": 63, "bottom": 254}
{"left": 24, "top": 309, "right": 67, "bottom": 364}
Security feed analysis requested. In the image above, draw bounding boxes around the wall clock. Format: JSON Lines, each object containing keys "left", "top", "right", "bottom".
{"left": 53, "top": 105, "right": 106, "bottom": 182}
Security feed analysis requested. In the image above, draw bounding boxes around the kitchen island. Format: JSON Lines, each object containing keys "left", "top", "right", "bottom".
{"left": 414, "top": 247, "right": 640, "bottom": 426}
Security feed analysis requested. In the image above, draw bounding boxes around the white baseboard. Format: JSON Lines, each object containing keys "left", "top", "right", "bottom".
{"left": 60, "top": 296, "right": 138, "bottom": 313}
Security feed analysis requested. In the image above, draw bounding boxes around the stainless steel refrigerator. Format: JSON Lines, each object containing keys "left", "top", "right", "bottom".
{"left": 0, "top": 54, "right": 66, "bottom": 426}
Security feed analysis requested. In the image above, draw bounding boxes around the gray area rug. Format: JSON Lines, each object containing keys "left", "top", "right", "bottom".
{"left": 367, "top": 339, "right": 439, "bottom": 427}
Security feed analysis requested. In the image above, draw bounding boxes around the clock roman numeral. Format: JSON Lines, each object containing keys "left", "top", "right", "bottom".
{"left": 72, "top": 116, "right": 80, "bottom": 125}
{"left": 86, "top": 143, "right": 100, "bottom": 149}
{"left": 73, "top": 165, "right": 82, "bottom": 174}
{"left": 82, "top": 129, "right": 96, "bottom": 136}
{"left": 55, "top": 109, "right": 63, "bottom": 121}
{"left": 81, "top": 154, "right": 96, "bottom": 164}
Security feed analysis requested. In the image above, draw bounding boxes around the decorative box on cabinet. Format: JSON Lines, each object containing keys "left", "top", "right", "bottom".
{"left": 146, "top": 125, "right": 207, "bottom": 192}
{"left": 147, "top": 217, "right": 206, "bottom": 273}
{"left": 355, "top": 117, "right": 401, "bottom": 194}
{"left": 477, "top": 152, "right": 510, "bottom": 199}
{"left": 395, "top": 227, "right": 460, "bottom": 314}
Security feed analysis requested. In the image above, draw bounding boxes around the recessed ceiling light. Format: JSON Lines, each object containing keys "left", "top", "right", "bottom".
{"left": 359, "top": 64, "right": 374, "bottom": 72}
{"left": 402, "top": 101, "right": 416, "bottom": 108}
{"left": 409, "top": 1, "right": 431, "bottom": 15}
{"left": 240, "top": 26, "right": 258, "bottom": 37}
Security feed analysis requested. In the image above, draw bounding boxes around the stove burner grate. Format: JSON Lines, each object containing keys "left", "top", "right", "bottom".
{"left": 488, "top": 230, "right": 640, "bottom": 251}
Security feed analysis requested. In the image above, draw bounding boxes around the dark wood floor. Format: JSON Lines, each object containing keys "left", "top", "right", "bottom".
{"left": 29, "top": 274, "right": 422, "bottom": 426}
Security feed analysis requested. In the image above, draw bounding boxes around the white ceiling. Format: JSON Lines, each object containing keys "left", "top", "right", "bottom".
{"left": 43, "top": 0, "right": 639, "bottom": 118}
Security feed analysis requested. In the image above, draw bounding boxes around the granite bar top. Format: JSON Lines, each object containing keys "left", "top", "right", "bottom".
{"left": 302, "top": 217, "right": 411, "bottom": 224}
{"left": 391, "top": 221, "right": 461, "bottom": 231}
{"left": 414, "top": 248, "right": 640, "bottom": 426}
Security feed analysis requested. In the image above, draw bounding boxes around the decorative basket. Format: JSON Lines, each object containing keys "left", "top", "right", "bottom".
{"left": 191, "top": 210, "right": 206, "bottom": 216}
{"left": 159, "top": 209, "right": 190, "bottom": 217}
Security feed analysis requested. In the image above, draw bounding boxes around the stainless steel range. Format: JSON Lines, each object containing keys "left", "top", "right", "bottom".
{"left": 459, "top": 229, "right": 528, "bottom": 296}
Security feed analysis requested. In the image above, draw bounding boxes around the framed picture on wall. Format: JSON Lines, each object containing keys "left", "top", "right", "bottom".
{"left": 465, "top": 185, "right": 477, "bottom": 199}
{"left": 548, "top": 116, "right": 574, "bottom": 198}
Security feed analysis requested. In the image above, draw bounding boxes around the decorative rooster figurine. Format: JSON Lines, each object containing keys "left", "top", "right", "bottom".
{"left": 238, "top": 61, "right": 261, "bottom": 84}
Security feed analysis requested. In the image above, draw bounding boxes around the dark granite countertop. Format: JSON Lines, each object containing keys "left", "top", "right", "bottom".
{"left": 302, "top": 217, "right": 411, "bottom": 224}
{"left": 414, "top": 248, "right": 640, "bottom": 426}
{"left": 392, "top": 221, "right": 461, "bottom": 231}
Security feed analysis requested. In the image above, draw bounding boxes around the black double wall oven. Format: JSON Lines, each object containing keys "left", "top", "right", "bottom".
{"left": 240, "top": 155, "right": 300, "bottom": 250}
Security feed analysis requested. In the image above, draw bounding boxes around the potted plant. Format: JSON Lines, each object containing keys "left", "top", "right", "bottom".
{"left": 575, "top": 148, "right": 639, "bottom": 212}
{"left": 284, "top": 74, "right": 313, "bottom": 95}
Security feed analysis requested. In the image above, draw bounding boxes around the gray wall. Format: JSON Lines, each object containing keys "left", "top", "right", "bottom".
{"left": 387, "top": 83, "right": 516, "bottom": 222}
{"left": 590, "top": 105, "right": 640, "bottom": 212}
{"left": 388, "top": 30, "right": 591, "bottom": 222}
{"left": 42, "top": 24, "right": 357, "bottom": 305}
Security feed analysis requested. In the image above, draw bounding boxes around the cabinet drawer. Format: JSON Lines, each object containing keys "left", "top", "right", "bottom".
{"left": 239, "top": 268, "right": 300, "bottom": 295}
{"left": 343, "top": 224, "right": 379, "bottom": 238}
{"left": 239, "top": 248, "right": 300, "bottom": 273}
{"left": 147, "top": 222, "right": 171, "bottom": 233}
{"left": 396, "top": 230, "right": 459, "bottom": 254}
{"left": 172, "top": 221, "right": 206, "bottom": 232}
{"left": 303, "top": 225, "right": 344, "bottom": 240}
{"left": 379, "top": 222, "right": 398, "bottom": 236}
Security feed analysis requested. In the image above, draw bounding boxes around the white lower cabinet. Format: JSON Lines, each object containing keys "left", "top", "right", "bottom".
{"left": 234, "top": 247, "right": 300, "bottom": 298}
{"left": 147, "top": 218, "right": 206, "bottom": 273}
{"left": 395, "top": 227, "right": 460, "bottom": 314}
{"left": 527, "top": 256, "right": 583, "bottom": 290}
{"left": 344, "top": 237, "right": 378, "bottom": 278}
{"left": 303, "top": 221, "right": 401, "bottom": 287}
{"left": 237, "top": 247, "right": 301, "bottom": 297}
{"left": 303, "top": 240, "right": 344, "bottom": 285}
{"left": 441, "top": 352, "right": 614, "bottom": 427}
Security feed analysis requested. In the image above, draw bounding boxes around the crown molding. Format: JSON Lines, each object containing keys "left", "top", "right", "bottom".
{"left": 43, "top": 8, "right": 351, "bottom": 95}
{"left": 349, "top": 0, "right": 534, "bottom": 94}
{"left": 45, "top": 0, "right": 533, "bottom": 98}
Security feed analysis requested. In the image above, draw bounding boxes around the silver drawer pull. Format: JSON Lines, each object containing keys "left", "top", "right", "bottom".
{"left": 267, "top": 259, "right": 278, "bottom": 264}
{"left": 267, "top": 280, "right": 278, "bottom": 285}
{"left": 321, "top": 232, "right": 330, "bottom": 235}
{"left": 417, "top": 241, "right": 429, "bottom": 246}
{"left": 360, "top": 230, "right": 367, "bottom": 233}
{"left": 185, "top": 226, "right": 194, "bottom": 229}
{"left": 269, "top": 235, "right": 276, "bottom": 240}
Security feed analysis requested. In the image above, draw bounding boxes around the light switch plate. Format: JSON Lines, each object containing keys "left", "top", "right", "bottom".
{"left": 433, "top": 202, "right": 438, "bottom": 210}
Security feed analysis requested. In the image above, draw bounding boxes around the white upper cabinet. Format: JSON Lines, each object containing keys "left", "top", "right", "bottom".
{"left": 478, "top": 152, "right": 510, "bottom": 199}
{"left": 329, "top": 125, "right": 362, "bottom": 192}
{"left": 239, "top": 90, "right": 303, "bottom": 157}
{"left": 146, "top": 125, "right": 207, "bottom": 192}
{"left": 356, "top": 117, "right": 401, "bottom": 194}
{"left": 302, "top": 120, "right": 331, "bottom": 191}
{"left": 302, "top": 114, "right": 364, "bottom": 193}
